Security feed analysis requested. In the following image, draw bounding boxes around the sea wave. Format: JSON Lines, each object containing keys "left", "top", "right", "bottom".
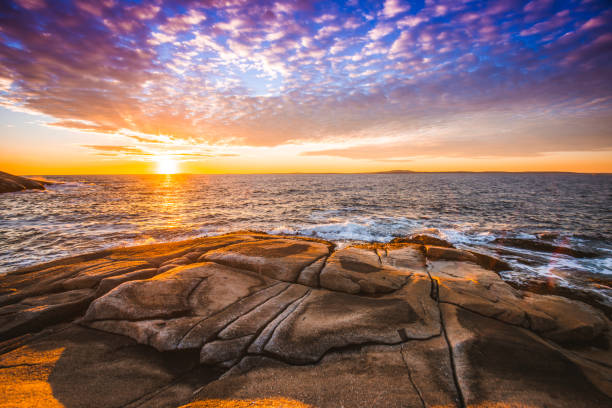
{"left": 1, "top": 174, "right": 610, "bottom": 301}
{"left": 270, "top": 220, "right": 397, "bottom": 242}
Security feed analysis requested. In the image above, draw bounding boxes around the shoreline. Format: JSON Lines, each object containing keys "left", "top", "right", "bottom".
{"left": 4, "top": 229, "right": 610, "bottom": 317}
{"left": 1, "top": 231, "right": 610, "bottom": 406}
{"left": 0, "top": 170, "right": 63, "bottom": 194}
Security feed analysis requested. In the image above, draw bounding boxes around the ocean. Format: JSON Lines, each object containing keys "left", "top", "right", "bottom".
{"left": 1, "top": 173, "right": 610, "bottom": 305}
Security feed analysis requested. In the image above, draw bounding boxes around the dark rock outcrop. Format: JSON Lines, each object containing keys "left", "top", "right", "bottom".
{"left": 509, "top": 274, "right": 612, "bottom": 319}
{"left": 0, "top": 171, "right": 46, "bottom": 193}
{"left": 0, "top": 231, "right": 609, "bottom": 407}
{"left": 391, "top": 233, "right": 455, "bottom": 248}
{"left": 0, "top": 170, "right": 60, "bottom": 193}
{"left": 493, "top": 237, "right": 599, "bottom": 258}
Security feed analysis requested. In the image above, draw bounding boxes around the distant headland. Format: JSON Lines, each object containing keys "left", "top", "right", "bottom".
{"left": 0, "top": 171, "right": 48, "bottom": 193}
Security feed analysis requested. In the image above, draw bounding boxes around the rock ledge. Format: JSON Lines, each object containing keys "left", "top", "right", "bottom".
{"left": 1, "top": 232, "right": 610, "bottom": 407}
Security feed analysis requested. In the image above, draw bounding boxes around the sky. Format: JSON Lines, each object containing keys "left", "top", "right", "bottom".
{"left": 0, "top": 0, "right": 611, "bottom": 174}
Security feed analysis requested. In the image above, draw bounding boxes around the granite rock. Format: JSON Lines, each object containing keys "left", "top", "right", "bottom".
{"left": 0, "top": 232, "right": 609, "bottom": 407}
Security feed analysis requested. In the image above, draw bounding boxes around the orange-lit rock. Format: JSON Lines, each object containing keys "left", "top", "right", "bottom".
{"left": 0, "top": 326, "right": 215, "bottom": 407}
{"left": 0, "top": 232, "right": 609, "bottom": 407}
{"left": 181, "top": 398, "right": 313, "bottom": 408}
{"left": 319, "top": 246, "right": 415, "bottom": 294}
{"left": 380, "top": 243, "right": 427, "bottom": 271}
{"left": 0, "top": 289, "right": 94, "bottom": 339}
{"left": 204, "top": 238, "right": 330, "bottom": 282}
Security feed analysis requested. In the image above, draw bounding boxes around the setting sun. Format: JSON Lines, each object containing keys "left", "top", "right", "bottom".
{"left": 155, "top": 156, "right": 179, "bottom": 174}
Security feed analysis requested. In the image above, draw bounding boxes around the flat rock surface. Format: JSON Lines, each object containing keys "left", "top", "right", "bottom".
{"left": 0, "top": 325, "right": 219, "bottom": 408}
{"left": 0, "top": 232, "right": 610, "bottom": 407}
{"left": 193, "top": 345, "right": 426, "bottom": 408}
{"left": 319, "top": 245, "right": 423, "bottom": 294}
{"left": 441, "top": 304, "right": 611, "bottom": 407}
{"left": 204, "top": 238, "right": 330, "bottom": 282}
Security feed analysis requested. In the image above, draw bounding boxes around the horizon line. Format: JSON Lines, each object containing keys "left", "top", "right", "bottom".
{"left": 20, "top": 170, "right": 612, "bottom": 176}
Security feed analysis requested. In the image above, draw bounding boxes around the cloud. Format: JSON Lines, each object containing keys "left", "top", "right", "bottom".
{"left": 390, "top": 31, "right": 411, "bottom": 55}
{"left": 0, "top": 0, "right": 610, "bottom": 160}
{"left": 368, "top": 22, "right": 395, "bottom": 40}
{"left": 14, "top": 0, "right": 45, "bottom": 10}
{"left": 380, "top": 0, "right": 409, "bottom": 19}
{"left": 81, "top": 143, "right": 237, "bottom": 159}
{"left": 520, "top": 10, "right": 571, "bottom": 36}
{"left": 83, "top": 145, "right": 151, "bottom": 156}
{"left": 132, "top": 3, "right": 161, "bottom": 20}
{"left": 397, "top": 15, "right": 426, "bottom": 28}
{"left": 302, "top": 112, "right": 612, "bottom": 159}
{"left": 579, "top": 12, "right": 610, "bottom": 31}
{"left": 48, "top": 120, "right": 118, "bottom": 133}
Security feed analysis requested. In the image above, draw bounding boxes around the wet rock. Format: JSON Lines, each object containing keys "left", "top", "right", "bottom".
{"left": 392, "top": 233, "right": 455, "bottom": 248}
{"left": 431, "top": 261, "right": 608, "bottom": 346}
{"left": 466, "top": 249, "right": 512, "bottom": 271}
{"left": 537, "top": 232, "right": 560, "bottom": 240}
{"left": 425, "top": 246, "right": 479, "bottom": 263}
{"left": 510, "top": 276, "right": 612, "bottom": 319}
{"left": 493, "top": 237, "right": 599, "bottom": 258}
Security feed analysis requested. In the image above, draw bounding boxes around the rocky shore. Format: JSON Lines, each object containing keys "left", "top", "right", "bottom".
{"left": 1, "top": 231, "right": 610, "bottom": 407}
{"left": 0, "top": 171, "right": 56, "bottom": 193}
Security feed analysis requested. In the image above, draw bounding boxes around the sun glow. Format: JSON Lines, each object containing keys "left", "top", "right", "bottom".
{"left": 155, "top": 156, "right": 179, "bottom": 174}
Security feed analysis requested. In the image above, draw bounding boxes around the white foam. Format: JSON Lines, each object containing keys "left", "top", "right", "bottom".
{"left": 272, "top": 221, "right": 394, "bottom": 242}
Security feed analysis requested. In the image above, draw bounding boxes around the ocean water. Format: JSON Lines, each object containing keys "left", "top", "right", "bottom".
{"left": 1, "top": 173, "right": 611, "bottom": 302}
